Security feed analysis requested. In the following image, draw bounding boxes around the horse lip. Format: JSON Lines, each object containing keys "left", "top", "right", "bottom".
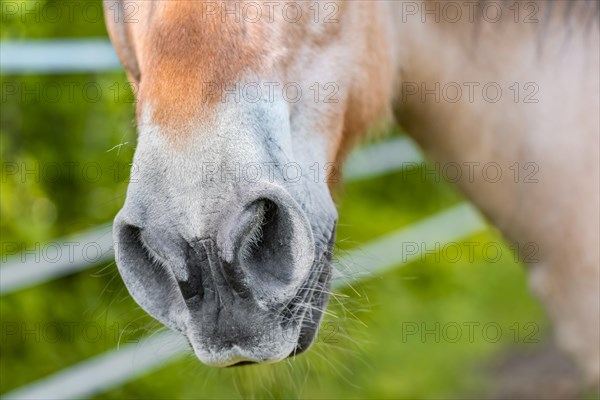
{"left": 227, "top": 360, "right": 258, "bottom": 367}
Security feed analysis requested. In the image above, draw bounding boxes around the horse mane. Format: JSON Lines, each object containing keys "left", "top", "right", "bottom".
{"left": 457, "top": 0, "right": 600, "bottom": 59}
{"left": 483, "top": 0, "right": 600, "bottom": 30}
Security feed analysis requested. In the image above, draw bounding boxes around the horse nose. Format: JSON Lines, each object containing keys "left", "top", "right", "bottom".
{"left": 216, "top": 185, "right": 315, "bottom": 301}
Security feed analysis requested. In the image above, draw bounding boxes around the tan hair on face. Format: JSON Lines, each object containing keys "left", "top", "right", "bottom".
{"left": 135, "top": 1, "right": 267, "bottom": 136}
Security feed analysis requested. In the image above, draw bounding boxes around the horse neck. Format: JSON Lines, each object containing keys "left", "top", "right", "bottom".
{"left": 383, "top": 2, "right": 599, "bottom": 167}
{"left": 377, "top": 1, "right": 599, "bottom": 239}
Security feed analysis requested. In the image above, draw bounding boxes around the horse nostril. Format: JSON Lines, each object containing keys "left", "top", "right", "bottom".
{"left": 112, "top": 215, "right": 187, "bottom": 331}
{"left": 217, "top": 188, "right": 315, "bottom": 297}
{"left": 233, "top": 197, "right": 294, "bottom": 285}
{"left": 239, "top": 198, "right": 278, "bottom": 265}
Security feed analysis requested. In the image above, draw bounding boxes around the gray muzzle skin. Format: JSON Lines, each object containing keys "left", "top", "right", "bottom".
{"left": 113, "top": 180, "right": 337, "bottom": 366}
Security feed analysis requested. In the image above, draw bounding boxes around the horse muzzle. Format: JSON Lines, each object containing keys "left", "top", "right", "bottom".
{"left": 113, "top": 179, "right": 336, "bottom": 366}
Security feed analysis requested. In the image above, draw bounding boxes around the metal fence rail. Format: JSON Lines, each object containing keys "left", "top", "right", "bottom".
{"left": 0, "top": 40, "right": 121, "bottom": 74}
{"left": 0, "top": 224, "right": 113, "bottom": 295}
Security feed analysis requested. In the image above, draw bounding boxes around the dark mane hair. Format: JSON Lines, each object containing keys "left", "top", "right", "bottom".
{"left": 466, "top": 0, "right": 599, "bottom": 55}
{"left": 488, "top": 0, "right": 600, "bottom": 29}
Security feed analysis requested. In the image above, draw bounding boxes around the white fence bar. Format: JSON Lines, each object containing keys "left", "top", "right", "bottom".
{"left": 0, "top": 137, "right": 423, "bottom": 296}
{"left": 344, "top": 137, "right": 423, "bottom": 181}
{"left": 3, "top": 331, "right": 189, "bottom": 400}
{"left": 331, "top": 202, "right": 487, "bottom": 283}
{"left": 3, "top": 203, "right": 487, "bottom": 400}
{"left": 0, "top": 224, "right": 113, "bottom": 295}
{"left": 0, "top": 39, "right": 121, "bottom": 74}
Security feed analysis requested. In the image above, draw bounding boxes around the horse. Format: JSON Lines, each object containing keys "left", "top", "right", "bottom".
{"left": 104, "top": 0, "right": 599, "bottom": 385}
